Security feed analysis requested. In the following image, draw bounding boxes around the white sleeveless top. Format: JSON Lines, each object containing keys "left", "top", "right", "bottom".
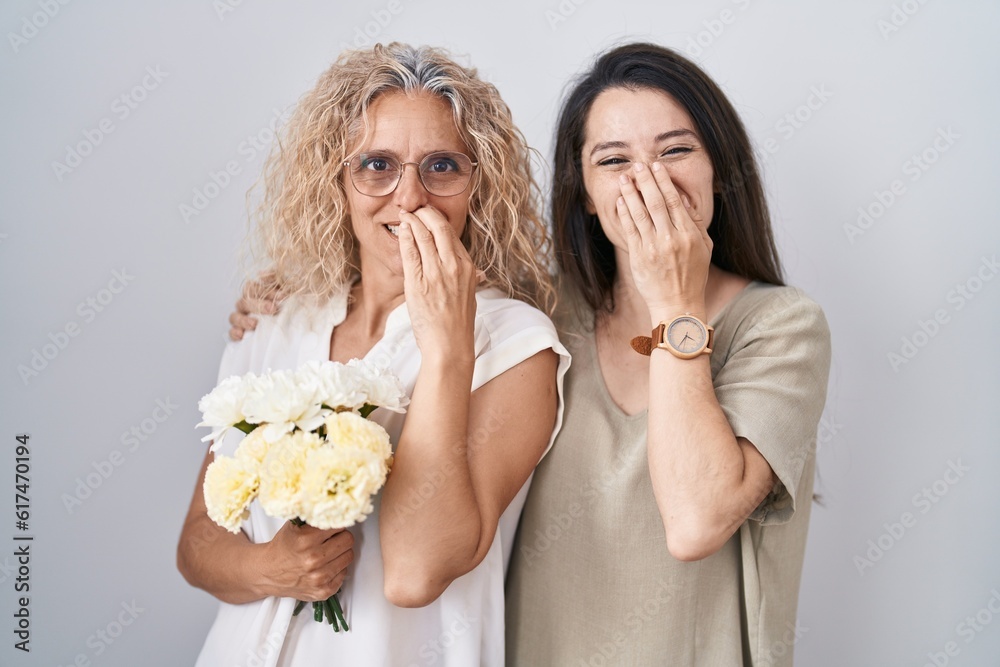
{"left": 195, "top": 287, "right": 570, "bottom": 667}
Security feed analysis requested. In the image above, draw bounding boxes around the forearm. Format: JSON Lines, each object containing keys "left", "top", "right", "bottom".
{"left": 645, "top": 308, "right": 772, "bottom": 559}
{"left": 177, "top": 514, "right": 271, "bottom": 605}
{"left": 379, "top": 352, "right": 484, "bottom": 605}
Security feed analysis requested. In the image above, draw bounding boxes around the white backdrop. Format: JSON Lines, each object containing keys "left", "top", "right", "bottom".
{"left": 2, "top": 1, "right": 998, "bottom": 665}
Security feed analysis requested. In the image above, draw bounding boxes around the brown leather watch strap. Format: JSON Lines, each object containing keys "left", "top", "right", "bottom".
{"left": 629, "top": 323, "right": 665, "bottom": 356}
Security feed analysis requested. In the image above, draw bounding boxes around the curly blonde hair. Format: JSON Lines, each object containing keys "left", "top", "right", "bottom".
{"left": 247, "top": 42, "right": 555, "bottom": 314}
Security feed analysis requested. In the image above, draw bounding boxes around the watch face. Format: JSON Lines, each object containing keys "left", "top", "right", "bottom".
{"left": 665, "top": 316, "right": 708, "bottom": 355}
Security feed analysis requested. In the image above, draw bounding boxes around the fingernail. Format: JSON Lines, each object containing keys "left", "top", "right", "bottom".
{"left": 617, "top": 196, "right": 625, "bottom": 207}
{"left": 651, "top": 161, "right": 662, "bottom": 172}
{"left": 633, "top": 163, "right": 644, "bottom": 172}
{"left": 619, "top": 174, "right": 629, "bottom": 185}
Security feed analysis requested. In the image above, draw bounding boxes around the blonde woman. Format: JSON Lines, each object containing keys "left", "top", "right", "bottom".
{"left": 177, "top": 43, "right": 570, "bottom": 666}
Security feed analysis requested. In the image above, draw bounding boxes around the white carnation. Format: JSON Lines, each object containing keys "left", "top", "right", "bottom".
{"left": 300, "top": 446, "right": 386, "bottom": 529}
{"left": 203, "top": 455, "right": 259, "bottom": 533}
{"left": 324, "top": 412, "right": 393, "bottom": 467}
{"left": 306, "top": 360, "right": 370, "bottom": 411}
{"left": 257, "top": 430, "right": 323, "bottom": 521}
{"left": 197, "top": 374, "right": 255, "bottom": 449}
{"left": 346, "top": 358, "right": 409, "bottom": 413}
{"left": 243, "top": 369, "right": 328, "bottom": 443}
{"left": 234, "top": 428, "right": 270, "bottom": 466}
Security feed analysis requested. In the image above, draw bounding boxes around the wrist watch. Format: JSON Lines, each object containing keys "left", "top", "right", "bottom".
{"left": 630, "top": 314, "right": 714, "bottom": 359}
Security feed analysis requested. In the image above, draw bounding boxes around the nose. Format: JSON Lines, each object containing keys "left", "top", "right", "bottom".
{"left": 393, "top": 162, "right": 429, "bottom": 211}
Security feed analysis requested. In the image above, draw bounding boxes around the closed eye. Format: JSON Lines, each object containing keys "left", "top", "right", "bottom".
{"left": 596, "top": 156, "right": 631, "bottom": 169}
{"left": 661, "top": 146, "right": 693, "bottom": 157}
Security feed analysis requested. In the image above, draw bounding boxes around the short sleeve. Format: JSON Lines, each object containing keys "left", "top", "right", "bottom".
{"left": 214, "top": 315, "right": 277, "bottom": 384}
{"left": 712, "top": 289, "right": 831, "bottom": 525}
{"left": 470, "top": 297, "right": 572, "bottom": 460}
{"left": 216, "top": 340, "right": 248, "bottom": 385}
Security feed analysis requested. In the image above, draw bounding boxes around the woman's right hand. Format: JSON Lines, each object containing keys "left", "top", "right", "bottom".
{"left": 229, "top": 271, "right": 283, "bottom": 341}
{"left": 260, "top": 523, "right": 355, "bottom": 602}
{"left": 396, "top": 206, "right": 479, "bottom": 362}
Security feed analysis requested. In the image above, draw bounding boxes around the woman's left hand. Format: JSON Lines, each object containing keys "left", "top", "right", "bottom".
{"left": 396, "top": 206, "right": 478, "bottom": 361}
{"left": 616, "top": 162, "right": 713, "bottom": 315}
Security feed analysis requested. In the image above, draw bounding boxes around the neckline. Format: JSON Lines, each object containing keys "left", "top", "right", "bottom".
{"left": 584, "top": 326, "right": 650, "bottom": 423}
{"left": 327, "top": 279, "right": 413, "bottom": 334}
{"left": 586, "top": 280, "right": 762, "bottom": 420}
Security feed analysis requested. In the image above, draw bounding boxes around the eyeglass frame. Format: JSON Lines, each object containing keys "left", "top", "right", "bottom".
{"left": 342, "top": 151, "right": 480, "bottom": 198}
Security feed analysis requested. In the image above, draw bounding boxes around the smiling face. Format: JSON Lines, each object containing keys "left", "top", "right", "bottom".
{"left": 581, "top": 87, "right": 715, "bottom": 252}
{"left": 344, "top": 90, "right": 472, "bottom": 279}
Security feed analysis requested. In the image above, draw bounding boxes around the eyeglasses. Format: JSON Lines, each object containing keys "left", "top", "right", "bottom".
{"left": 343, "top": 151, "right": 478, "bottom": 197}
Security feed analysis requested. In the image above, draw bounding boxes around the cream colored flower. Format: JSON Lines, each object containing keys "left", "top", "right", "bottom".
{"left": 203, "top": 455, "right": 259, "bottom": 533}
{"left": 257, "top": 430, "right": 323, "bottom": 521}
{"left": 234, "top": 428, "right": 270, "bottom": 467}
{"left": 299, "top": 447, "right": 387, "bottom": 529}
{"left": 324, "top": 411, "right": 393, "bottom": 464}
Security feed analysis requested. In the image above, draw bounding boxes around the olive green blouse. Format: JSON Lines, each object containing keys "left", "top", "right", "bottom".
{"left": 506, "top": 282, "right": 832, "bottom": 666}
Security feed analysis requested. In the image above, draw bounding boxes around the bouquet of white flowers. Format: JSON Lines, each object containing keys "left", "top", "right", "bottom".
{"left": 196, "top": 358, "right": 408, "bottom": 631}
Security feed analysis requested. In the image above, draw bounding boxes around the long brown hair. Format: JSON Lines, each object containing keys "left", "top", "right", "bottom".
{"left": 552, "top": 42, "right": 784, "bottom": 312}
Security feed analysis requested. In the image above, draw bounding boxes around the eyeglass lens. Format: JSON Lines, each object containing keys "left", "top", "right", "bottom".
{"left": 349, "top": 152, "right": 475, "bottom": 196}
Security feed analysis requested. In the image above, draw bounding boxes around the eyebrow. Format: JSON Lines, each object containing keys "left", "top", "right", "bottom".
{"left": 589, "top": 129, "right": 698, "bottom": 158}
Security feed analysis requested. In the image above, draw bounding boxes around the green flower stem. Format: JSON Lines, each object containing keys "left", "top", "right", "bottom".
{"left": 313, "top": 601, "right": 323, "bottom": 622}
{"left": 325, "top": 599, "right": 339, "bottom": 631}
{"left": 331, "top": 593, "right": 349, "bottom": 632}
{"left": 293, "top": 600, "right": 306, "bottom": 616}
